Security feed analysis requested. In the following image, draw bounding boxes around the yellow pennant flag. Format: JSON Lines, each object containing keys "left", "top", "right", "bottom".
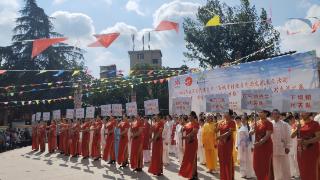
{"left": 72, "top": 70, "right": 80, "bottom": 76}
{"left": 206, "top": 15, "right": 221, "bottom": 27}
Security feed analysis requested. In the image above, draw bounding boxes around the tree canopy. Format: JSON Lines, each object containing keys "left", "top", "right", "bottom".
{"left": 0, "top": 0, "right": 86, "bottom": 120}
{"left": 183, "top": 0, "right": 280, "bottom": 68}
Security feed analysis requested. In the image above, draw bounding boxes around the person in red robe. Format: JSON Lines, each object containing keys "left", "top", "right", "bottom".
{"left": 143, "top": 117, "right": 151, "bottom": 163}
{"left": 48, "top": 120, "right": 57, "bottom": 153}
{"left": 70, "top": 120, "right": 80, "bottom": 157}
{"left": 179, "top": 111, "right": 199, "bottom": 179}
{"left": 130, "top": 116, "right": 145, "bottom": 172}
{"left": 58, "top": 119, "right": 65, "bottom": 153}
{"left": 148, "top": 115, "right": 165, "bottom": 176}
{"left": 103, "top": 117, "right": 116, "bottom": 164}
{"left": 117, "top": 117, "right": 130, "bottom": 167}
{"left": 81, "top": 119, "right": 91, "bottom": 159}
{"left": 63, "top": 119, "right": 71, "bottom": 156}
{"left": 32, "top": 121, "right": 39, "bottom": 151}
{"left": 251, "top": 110, "right": 273, "bottom": 180}
{"left": 291, "top": 112, "right": 320, "bottom": 180}
{"left": 38, "top": 121, "right": 47, "bottom": 152}
{"left": 216, "top": 109, "right": 236, "bottom": 180}
{"left": 92, "top": 116, "right": 103, "bottom": 160}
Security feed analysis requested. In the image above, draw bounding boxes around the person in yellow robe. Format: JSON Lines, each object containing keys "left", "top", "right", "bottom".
{"left": 202, "top": 113, "right": 218, "bottom": 173}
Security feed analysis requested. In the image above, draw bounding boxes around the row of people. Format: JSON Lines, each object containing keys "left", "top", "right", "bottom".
{"left": 31, "top": 109, "right": 320, "bottom": 180}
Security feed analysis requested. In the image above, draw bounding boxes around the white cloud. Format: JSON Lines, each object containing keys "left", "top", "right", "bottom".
{"left": 53, "top": 0, "right": 112, "bottom": 5}
{"left": 93, "top": 0, "right": 201, "bottom": 76}
{"left": 104, "top": 0, "right": 112, "bottom": 5}
{"left": 278, "top": 4, "right": 320, "bottom": 56}
{"left": 0, "top": 0, "right": 19, "bottom": 46}
{"left": 125, "top": 0, "right": 145, "bottom": 16}
{"left": 51, "top": 11, "right": 96, "bottom": 48}
{"left": 53, "top": 0, "right": 66, "bottom": 5}
{"left": 153, "top": 0, "right": 200, "bottom": 27}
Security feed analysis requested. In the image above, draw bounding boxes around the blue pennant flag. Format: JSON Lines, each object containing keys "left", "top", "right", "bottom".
{"left": 53, "top": 70, "right": 64, "bottom": 77}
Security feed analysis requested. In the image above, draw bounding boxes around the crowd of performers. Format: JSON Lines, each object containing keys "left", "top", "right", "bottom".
{"left": 31, "top": 110, "right": 320, "bottom": 180}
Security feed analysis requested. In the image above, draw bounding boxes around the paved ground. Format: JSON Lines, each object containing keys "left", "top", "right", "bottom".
{"left": 0, "top": 146, "right": 245, "bottom": 180}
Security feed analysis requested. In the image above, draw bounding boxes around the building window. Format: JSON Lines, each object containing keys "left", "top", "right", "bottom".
{"left": 152, "top": 59, "right": 158, "bottom": 64}
{"left": 137, "top": 53, "right": 144, "bottom": 60}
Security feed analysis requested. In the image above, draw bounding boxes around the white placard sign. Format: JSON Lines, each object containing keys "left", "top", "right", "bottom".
{"left": 205, "top": 94, "right": 229, "bottom": 113}
{"left": 43, "top": 112, "right": 50, "bottom": 121}
{"left": 86, "top": 107, "right": 95, "bottom": 118}
{"left": 172, "top": 97, "right": 192, "bottom": 115}
{"left": 112, "top": 104, "right": 123, "bottom": 116}
{"left": 100, "top": 105, "right": 112, "bottom": 117}
{"left": 241, "top": 89, "right": 273, "bottom": 111}
{"left": 52, "top": 110, "right": 61, "bottom": 120}
{"left": 36, "top": 112, "right": 42, "bottom": 121}
{"left": 144, "top": 99, "right": 159, "bottom": 115}
{"left": 32, "top": 114, "right": 36, "bottom": 122}
{"left": 76, "top": 108, "right": 85, "bottom": 119}
{"left": 281, "top": 89, "right": 320, "bottom": 112}
{"left": 66, "top": 109, "right": 74, "bottom": 119}
{"left": 126, "top": 102, "right": 138, "bottom": 116}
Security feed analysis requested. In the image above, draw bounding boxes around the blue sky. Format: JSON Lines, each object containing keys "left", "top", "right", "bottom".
{"left": 0, "top": 0, "right": 319, "bottom": 77}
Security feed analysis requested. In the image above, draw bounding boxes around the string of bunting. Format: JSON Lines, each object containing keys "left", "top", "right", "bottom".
{"left": 9, "top": 20, "right": 179, "bottom": 59}
{"left": 0, "top": 96, "right": 73, "bottom": 106}
{"left": 0, "top": 69, "right": 186, "bottom": 93}
{"left": 0, "top": 72, "right": 178, "bottom": 99}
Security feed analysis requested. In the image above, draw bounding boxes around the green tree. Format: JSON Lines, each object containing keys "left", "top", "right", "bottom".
{"left": 183, "top": 0, "right": 280, "bottom": 68}
{"left": 0, "top": 0, "right": 86, "bottom": 121}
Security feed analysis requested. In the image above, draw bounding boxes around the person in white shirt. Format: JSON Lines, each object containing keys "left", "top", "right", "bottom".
{"left": 271, "top": 109, "right": 291, "bottom": 180}
{"left": 89, "top": 119, "right": 95, "bottom": 156}
{"left": 197, "top": 118, "right": 205, "bottom": 165}
{"left": 236, "top": 115, "right": 255, "bottom": 178}
{"left": 287, "top": 115, "right": 300, "bottom": 178}
{"left": 100, "top": 118, "right": 107, "bottom": 153}
{"left": 174, "top": 116, "right": 185, "bottom": 164}
{"left": 162, "top": 116, "right": 172, "bottom": 166}
{"left": 314, "top": 113, "right": 320, "bottom": 124}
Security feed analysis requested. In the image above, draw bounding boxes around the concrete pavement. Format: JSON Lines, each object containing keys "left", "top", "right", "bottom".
{"left": 0, "top": 146, "right": 246, "bottom": 180}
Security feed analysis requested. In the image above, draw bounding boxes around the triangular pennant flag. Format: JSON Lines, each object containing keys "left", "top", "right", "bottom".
{"left": 312, "top": 21, "right": 320, "bottom": 33}
{"left": 37, "top": 70, "right": 47, "bottom": 75}
{"left": 160, "top": 79, "right": 165, "bottom": 83}
{"left": 155, "top": 20, "right": 179, "bottom": 33}
{"left": 47, "top": 83, "right": 52, "bottom": 86}
{"left": 0, "top": 70, "right": 7, "bottom": 75}
{"left": 72, "top": 70, "right": 80, "bottom": 76}
{"left": 88, "top": 33, "right": 120, "bottom": 48}
{"left": 153, "top": 80, "right": 158, "bottom": 84}
{"left": 206, "top": 15, "right": 221, "bottom": 27}
{"left": 53, "top": 70, "right": 64, "bottom": 77}
{"left": 36, "top": 100, "right": 40, "bottom": 104}
{"left": 31, "top": 37, "right": 67, "bottom": 58}
{"left": 147, "top": 70, "right": 154, "bottom": 75}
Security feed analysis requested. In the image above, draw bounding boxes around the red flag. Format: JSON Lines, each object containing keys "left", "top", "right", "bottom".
{"left": 312, "top": 21, "right": 320, "bottom": 33}
{"left": 155, "top": 20, "right": 179, "bottom": 33}
{"left": 88, "top": 33, "right": 120, "bottom": 48}
{"left": 31, "top": 38, "right": 67, "bottom": 58}
{"left": 0, "top": 70, "right": 7, "bottom": 75}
